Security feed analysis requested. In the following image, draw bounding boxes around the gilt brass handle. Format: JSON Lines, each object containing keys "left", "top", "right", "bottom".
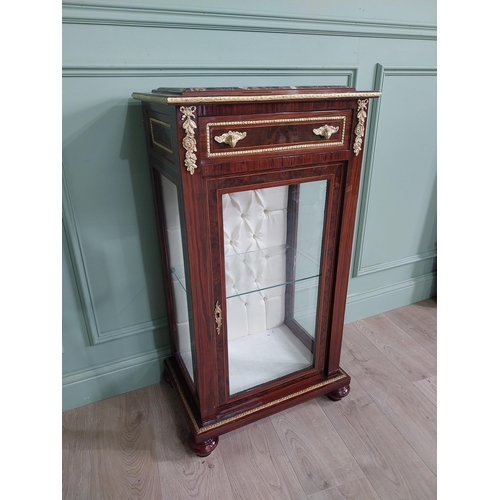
{"left": 214, "top": 301, "right": 222, "bottom": 335}
{"left": 214, "top": 130, "right": 247, "bottom": 148}
{"left": 313, "top": 124, "right": 339, "bottom": 140}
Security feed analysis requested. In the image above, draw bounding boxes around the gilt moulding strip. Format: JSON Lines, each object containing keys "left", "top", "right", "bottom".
{"left": 353, "top": 99, "right": 368, "bottom": 156}
{"left": 62, "top": 3, "right": 437, "bottom": 40}
{"left": 167, "top": 357, "right": 348, "bottom": 435}
{"left": 133, "top": 91, "right": 381, "bottom": 105}
{"left": 206, "top": 115, "right": 347, "bottom": 157}
{"left": 180, "top": 106, "right": 198, "bottom": 175}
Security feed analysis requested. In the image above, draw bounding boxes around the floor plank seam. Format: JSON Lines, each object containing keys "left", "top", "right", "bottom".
{"left": 356, "top": 316, "right": 436, "bottom": 385}
{"left": 346, "top": 366, "right": 437, "bottom": 477}
{"left": 412, "top": 377, "right": 437, "bottom": 407}
{"left": 315, "top": 377, "right": 383, "bottom": 499}
{"left": 63, "top": 300, "right": 437, "bottom": 500}
{"left": 267, "top": 414, "right": 310, "bottom": 500}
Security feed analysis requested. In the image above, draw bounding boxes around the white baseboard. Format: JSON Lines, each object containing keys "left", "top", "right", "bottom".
{"left": 62, "top": 348, "right": 169, "bottom": 411}
{"left": 345, "top": 273, "right": 436, "bottom": 323}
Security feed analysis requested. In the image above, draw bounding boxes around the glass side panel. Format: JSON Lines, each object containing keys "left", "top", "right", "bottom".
{"left": 223, "top": 181, "right": 328, "bottom": 396}
{"left": 160, "top": 175, "right": 195, "bottom": 384}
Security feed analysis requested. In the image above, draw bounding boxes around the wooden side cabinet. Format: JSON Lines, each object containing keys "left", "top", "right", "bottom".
{"left": 132, "top": 86, "right": 380, "bottom": 456}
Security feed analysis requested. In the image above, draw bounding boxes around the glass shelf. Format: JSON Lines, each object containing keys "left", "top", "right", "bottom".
{"left": 224, "top": 244, "right": 321, "bottom": 299}
{"left": 170, "top": 266, "right": 187, "bottom": 293}
{"left": 170, "top": 245, "right": 322, "bottom": 299}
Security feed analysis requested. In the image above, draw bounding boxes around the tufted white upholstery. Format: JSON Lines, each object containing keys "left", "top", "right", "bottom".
{"left": 223, "top": 186, "right": 289, "bottom": 340}
{"left": 223, "top": 185, "right": 318, "bottom": 394}
{"left": 223, "top": 182, "right": 330, "bottom": 394}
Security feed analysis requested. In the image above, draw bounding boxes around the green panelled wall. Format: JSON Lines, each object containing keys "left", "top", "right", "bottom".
{"left": 62, "top": 0, "right": 437, "bottom": 410}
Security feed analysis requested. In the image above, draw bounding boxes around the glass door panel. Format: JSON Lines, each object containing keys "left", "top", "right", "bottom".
{"left": 223, "top": 180, "right": 328, "bottom": 395}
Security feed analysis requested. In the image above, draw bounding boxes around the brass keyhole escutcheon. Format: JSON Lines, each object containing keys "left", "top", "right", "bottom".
{"left": 214, "top": 301, "right": 222, "bottom": 335}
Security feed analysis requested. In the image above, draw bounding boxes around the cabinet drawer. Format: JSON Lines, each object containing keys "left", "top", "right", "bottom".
{"left": 199, "top": 111, "right": 352, "bottom": 161}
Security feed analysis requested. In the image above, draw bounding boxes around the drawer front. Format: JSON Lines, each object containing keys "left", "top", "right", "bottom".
{"left": 199, "top": 111, "right": 352, "bottom": 161}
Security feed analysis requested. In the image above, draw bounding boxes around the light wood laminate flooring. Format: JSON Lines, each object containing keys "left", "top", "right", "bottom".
{"left": 62, "top": 298, "right": 437, "bottom": 500}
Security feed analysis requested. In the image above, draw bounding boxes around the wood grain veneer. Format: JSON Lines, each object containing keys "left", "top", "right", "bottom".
{"left": 132, "top": 86, "right": 379, "bottom": 455}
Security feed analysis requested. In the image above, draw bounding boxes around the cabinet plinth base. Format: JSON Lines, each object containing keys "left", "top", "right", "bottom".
{"left": 188, "top": 433, "right": 219, "bottom": 457}
{"left": 326, "top": 384, "right": 350, "bottom": 401}
{"left": 164, "top": 358, "right": 351, "bottom": 456}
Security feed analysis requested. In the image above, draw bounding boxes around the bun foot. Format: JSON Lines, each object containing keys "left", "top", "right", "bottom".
{"left": 326, "top": 384, "right": 350, "bottom": 401}
{"left": 188, "top": 433, "right": 219, "bottom": 457}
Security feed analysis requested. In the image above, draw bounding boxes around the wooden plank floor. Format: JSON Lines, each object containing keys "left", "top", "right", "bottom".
{"left": 62, "top": 298, "right": 437, "bottom": 500}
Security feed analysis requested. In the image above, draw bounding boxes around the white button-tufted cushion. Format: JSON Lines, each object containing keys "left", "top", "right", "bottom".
{"left": 223, "top": 186, "right": 289, "bottom": 340}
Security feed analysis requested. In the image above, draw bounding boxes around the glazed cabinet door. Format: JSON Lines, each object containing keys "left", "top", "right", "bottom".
{"left": 207, "top": 163, "right": 346, "bottom": 403}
